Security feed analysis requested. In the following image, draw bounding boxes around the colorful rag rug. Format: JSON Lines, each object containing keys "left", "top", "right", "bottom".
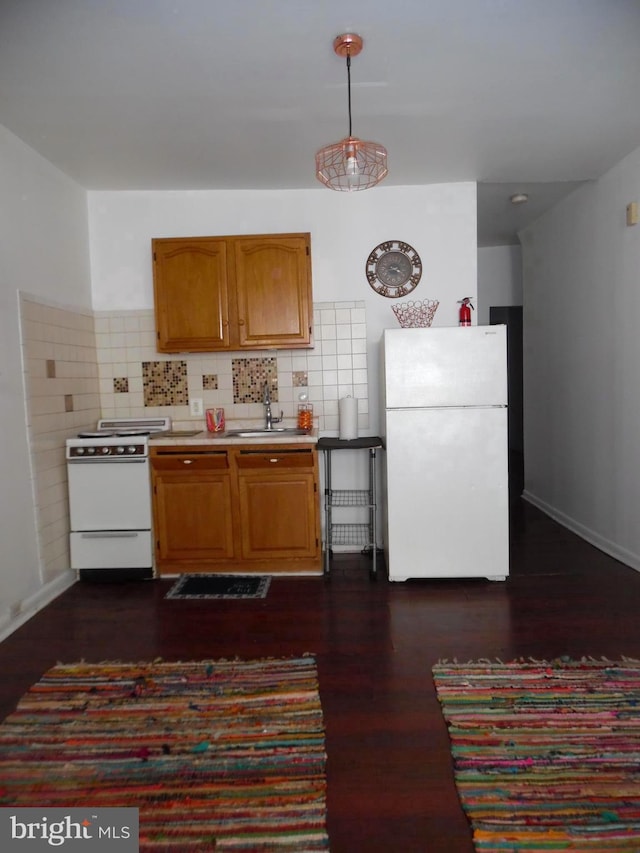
{"left": 433, "top": 658, "right": 640, "bottom": 852}
{"left": 0, "top": 657, "right": 329, "bottom": 850}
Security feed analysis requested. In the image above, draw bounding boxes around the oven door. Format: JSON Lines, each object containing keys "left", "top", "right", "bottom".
{"left": 67, "top": 458, "right": 151, "bottom": 531}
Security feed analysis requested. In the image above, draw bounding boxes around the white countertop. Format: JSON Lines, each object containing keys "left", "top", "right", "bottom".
{"left": 149, "top": 420, "right": 319, "bottom": 447}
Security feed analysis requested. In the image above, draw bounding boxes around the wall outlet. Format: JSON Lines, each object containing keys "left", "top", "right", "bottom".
{"left": 190, "top": 398, "right": 204, "bottom": 416}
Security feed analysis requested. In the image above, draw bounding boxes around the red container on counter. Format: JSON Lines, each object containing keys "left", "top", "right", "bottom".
{"left": 206, "top": 408, "right": 225, "bottom": 433}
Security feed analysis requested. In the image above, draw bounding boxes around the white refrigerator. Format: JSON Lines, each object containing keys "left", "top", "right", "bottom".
{"left": 381, "top": 325, "right": 509, "bottom": 582}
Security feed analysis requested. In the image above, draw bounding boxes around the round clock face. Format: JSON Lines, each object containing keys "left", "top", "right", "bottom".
{"left": 366, "top": 241, "right": 422, "bottom": 297}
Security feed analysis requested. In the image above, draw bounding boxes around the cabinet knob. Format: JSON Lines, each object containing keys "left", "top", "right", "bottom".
{"left": 183, "top": 459, "right": 193, "bottom": 464}
{"left": 238, "top": 318, "right": 245, "bottom": 325}
{"left": 269, "top": 458, "right": 279, "bottom": 463}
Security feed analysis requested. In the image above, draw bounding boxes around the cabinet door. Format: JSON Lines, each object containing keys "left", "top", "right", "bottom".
{"left": 234, "top": 234, "right": 312, "bottom": 348}
{"left": 153, "top": 238, "right": 230, "bottom": 352}
{"left": 151, "top": 452, "right": 235, "bottom": 572}
{"left": 236, "top": 447, "right": 319, "bottom": 561}
{"left": 238, "top": 470, "right": 319, "bottom": 560}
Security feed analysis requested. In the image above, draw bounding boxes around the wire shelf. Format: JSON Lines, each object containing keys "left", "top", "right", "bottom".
{"left": 328, "top": 489, "right": 372, "bottom": 507}
{"left": 330, "top": 523, "right": 372, "bottom": 546}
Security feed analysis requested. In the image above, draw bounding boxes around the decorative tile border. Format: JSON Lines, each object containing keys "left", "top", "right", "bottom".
{"left": 232, "top": 357, "right": 277, "bottom": 404}
{"left": 142, "top": 360, "right": 188, "bottom": 407}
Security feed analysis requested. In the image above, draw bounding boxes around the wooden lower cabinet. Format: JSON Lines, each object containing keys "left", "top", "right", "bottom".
{"left": 151, "top": 449, "right": 235, "bottom": 569}
{"left": 150, "top": 444, "right": 321, "bottom": 575}
{"left": 236, "top": 449, "right": 320, "bottom": 561}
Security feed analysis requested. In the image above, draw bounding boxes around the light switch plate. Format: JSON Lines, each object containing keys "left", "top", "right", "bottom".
{"left": 190, "top": 398, "right": 204, "bottom": 416}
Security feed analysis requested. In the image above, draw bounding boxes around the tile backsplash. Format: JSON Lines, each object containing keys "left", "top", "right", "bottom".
{"left": 95, "top": 301, "right": 369, "bottom": 433}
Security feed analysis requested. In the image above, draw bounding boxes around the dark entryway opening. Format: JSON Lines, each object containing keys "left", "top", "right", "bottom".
{"left": 490, "top": 305, "right": 524, "bottom": 500}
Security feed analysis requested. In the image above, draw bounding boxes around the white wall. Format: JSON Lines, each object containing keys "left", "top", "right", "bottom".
{"left": 88, "top": 182, "right": 478, "bottom": 437}
{"left": 0, "top": 125, "right": 92, "bottom": 637}
{"left": 477, "top": 245, "right": 522, "bottom": 326}
{"left": 521, "top": 143, "right": 640, "bottom": 570}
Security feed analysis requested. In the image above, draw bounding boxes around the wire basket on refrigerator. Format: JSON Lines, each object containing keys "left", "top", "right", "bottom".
{"left": 391, "top": 299, "right": 439, "bottom": 328}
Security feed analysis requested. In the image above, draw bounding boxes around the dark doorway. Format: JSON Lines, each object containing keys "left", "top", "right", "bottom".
{"left": 490, "top": 306, "right": 524, "bottom": 499}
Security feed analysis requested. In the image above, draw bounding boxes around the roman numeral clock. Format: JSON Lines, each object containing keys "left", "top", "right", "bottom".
{"left": 365, "top": 240, "right": 422, "bottom": 297}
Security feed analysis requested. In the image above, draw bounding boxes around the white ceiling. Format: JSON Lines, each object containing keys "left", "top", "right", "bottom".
{"left": 1, "top": 0, "right": 640, "bottom": 246}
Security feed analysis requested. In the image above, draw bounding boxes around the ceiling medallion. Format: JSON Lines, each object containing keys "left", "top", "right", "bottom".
{"left": 315, "top": 33, "right": 388, "bottom": 192}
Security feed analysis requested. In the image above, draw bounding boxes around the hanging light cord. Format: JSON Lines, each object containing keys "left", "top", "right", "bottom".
{"left": 346, "top": 52, "right": 353, "bottom": 137}
{"left": 314, "top": 32, "right": 388, "bottom": 191}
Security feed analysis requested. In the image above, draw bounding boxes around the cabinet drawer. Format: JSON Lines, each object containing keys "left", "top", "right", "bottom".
{"left": 236, "top": 448, "right": 315, "bottom": 470}
{"left": 151, "top": 450, "right": 229, "bottom": 471}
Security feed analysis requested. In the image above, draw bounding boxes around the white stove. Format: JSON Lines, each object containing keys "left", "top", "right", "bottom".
{"left": 66, "top": 417, "right": 171, "bottom": 580}
{"left": 66, "top": 417, "right": 171, "bottom": 460}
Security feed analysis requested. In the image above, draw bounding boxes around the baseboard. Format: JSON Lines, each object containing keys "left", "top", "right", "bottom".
{"left": 0, "top": 571, "right": 76, "bottom": 643}
{"left": 522, "top": 490, "right": 640, "bottom": 573}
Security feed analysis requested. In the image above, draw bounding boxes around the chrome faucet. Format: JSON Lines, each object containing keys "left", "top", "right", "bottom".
{"left": 263, "top": 382, "right": 282, "bottom": 430}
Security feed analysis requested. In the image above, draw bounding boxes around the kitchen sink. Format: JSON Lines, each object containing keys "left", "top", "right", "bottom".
{"left": 223, "top": 427, "right": 309, "bottom": 438}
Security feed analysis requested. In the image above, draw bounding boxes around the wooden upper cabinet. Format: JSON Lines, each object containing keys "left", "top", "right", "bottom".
{"left": 234, "top": 234, "right": 312, "bottom": 349}
{"left": 153, "top": 238, "right": 230, "bottom": 352}
{"left": 152, "top": 233, "right": 313, "bottom": 352}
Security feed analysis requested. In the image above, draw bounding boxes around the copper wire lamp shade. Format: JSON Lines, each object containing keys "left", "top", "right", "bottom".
{"left": 315, "top": 34, "right": 388, "bottom": 192}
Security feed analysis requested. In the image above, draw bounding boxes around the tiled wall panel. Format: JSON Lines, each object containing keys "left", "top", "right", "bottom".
{"left": 19, "top": 294, "right": 100, "bottom": 583}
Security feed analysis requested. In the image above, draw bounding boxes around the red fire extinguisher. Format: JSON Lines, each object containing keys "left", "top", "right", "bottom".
{"left": 458, "top": 297, "right": 474, "bottom": 327}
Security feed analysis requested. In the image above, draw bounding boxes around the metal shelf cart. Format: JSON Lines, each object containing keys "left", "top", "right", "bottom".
{"left": 318, "top": 436, "right": 383, "bottom": 578}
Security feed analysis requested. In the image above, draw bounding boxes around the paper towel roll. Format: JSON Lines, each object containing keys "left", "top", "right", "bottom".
{"left": 339, "top": 396, "right": 358, "bottom": 440}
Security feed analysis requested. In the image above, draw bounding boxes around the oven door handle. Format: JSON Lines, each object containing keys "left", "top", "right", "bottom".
{"left": 79, "top": 531, "right": 142, "bottom": 538}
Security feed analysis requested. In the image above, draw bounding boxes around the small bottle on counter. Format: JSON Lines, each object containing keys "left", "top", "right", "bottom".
{"left": 297, "top": 404, "right": 313, "bottom": 431}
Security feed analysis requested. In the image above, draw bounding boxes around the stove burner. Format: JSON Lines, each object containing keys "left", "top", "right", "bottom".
{"left": 77, "top": 431, "right": 115, "bottom": 438}
{"left": 115, "top": 430, "right": 152, "bottom": 436}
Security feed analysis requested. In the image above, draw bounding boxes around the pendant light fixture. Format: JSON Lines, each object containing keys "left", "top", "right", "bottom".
{"left": 315, "top": 33, "right": 388, "bottom": 192}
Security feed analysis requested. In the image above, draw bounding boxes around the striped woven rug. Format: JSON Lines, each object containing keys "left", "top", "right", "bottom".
{"left": 0, "top": 657, "right": 329, "bottom": 850}
{"left": 433, "top": 658, "right": 640, "bottom": 852}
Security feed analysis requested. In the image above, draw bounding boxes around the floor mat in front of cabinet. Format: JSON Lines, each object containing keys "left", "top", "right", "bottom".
{"left": 165, "top": 574, "right": 271, "bottom": 599}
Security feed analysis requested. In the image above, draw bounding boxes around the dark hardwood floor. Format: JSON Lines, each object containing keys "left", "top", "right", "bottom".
{"left": 2, "top": 499, "right": 640, "bottom": 852}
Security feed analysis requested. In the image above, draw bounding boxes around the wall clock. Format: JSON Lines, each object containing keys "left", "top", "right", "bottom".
{"left": 365, "top": 240, "right": 422, "bottom": 298}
